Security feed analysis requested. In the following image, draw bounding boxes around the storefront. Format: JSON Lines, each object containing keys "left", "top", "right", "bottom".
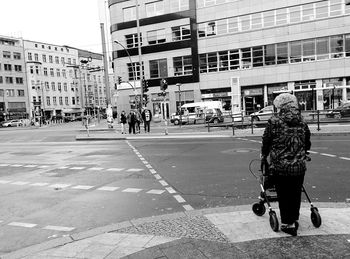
{"left": 242, "top": 87, "right": 263, "bottom": 114}
{"left": 201, "top": 88, "right": 231, "bottom": 113}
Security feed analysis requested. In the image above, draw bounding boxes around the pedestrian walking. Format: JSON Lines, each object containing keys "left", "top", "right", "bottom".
{"left": 135, "top": 109, "right": 142, "bottom": 134}
{"left": 127, "top": 110, "right": 136, "bottom": 134}
{"left": 261, "top": 93, "right": 311, "bottom": 236}
{"left": 141, "top": 108, "right": 152, "bottom": 133}
{"left": 120, "top": 110, "right": 127, "bottom": 134}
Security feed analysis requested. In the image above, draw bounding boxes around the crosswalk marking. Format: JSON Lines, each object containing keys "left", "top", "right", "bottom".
{"left": 146, "top": 189, "right": 165, "bottom": 195}
{"left": 106, "top": 168, "right": 124, "bottom": 172}
{"left": 154, "top": 174, "right": 162, "bottom": 180}
{"left": 340, "top": 157, "right": 350, "bottom": 161}
{"left": 149, "top": 169, "right": 157, "bottom": 174}
{"left": 23, "top": 165, "right": 37, "bottom": 168}
{"left": 72, "top": 185, "right": 94, "bottom": 190}
{"left": 159, "top": 180, "right": 168, "bottom": 187}
{"left": 58, "top": 166, "right": 69, "bottom": 169}
{"left": 97, "top": 186, "right": 119, "bottom": 191}
{"left": 37, "top": 165, "right": 50, "bottom": 168}
{"left": 11, "top": 181, "right": 29, "bottom": 185}
{"left": 30, "top": 182, "right": 49, "bottom": 186}
{"left": 126, "top": 168, "right": 143, "bottom": 172}
{"left": 0, "top": 164, "right": 9, "bottom": 167}
{"left": 8, "top": 222, "right": 37, "bottom": 228}
{"left": 70, "top": 167, "right": 85, "bottom": 170}
{"left": 320, "top": 153, "right": 336, "bottom": 157}
{"left": 88, "top": 167, "right": 104, "bottom": 171}
{"left": 43, "top": 225, "right": 75, "bottom": 232}
{"left": 183, "top": 204, "right": 194, "bottom": 211}
{"left": 122, "top": 188, "right": 142, "bottom": 193}
{"left": 166, "top": 187, "right": 176, "bottom": 194}
{"left": 9, "top": 164, "right": 22, "bottom": 167}
{"left": 173, "top": 195, "right": 186, "bottom": 203}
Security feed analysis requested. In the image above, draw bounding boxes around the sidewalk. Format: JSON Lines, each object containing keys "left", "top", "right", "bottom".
{"left": 3, "top": 202, "right": 349, "bottom": 259}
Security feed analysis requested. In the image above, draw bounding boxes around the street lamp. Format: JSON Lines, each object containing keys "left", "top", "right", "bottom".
{"left": 176, "top": 83, "right": 182, "bottom": 127}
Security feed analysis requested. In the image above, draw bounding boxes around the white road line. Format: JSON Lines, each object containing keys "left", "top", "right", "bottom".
{"left": 11, "top": 181, "right": 29, "bottom": 185}
{"left": 146, "top": 189, "right": 165, "bottom": 195}
{"left": 126, "top": 168, "right": 143, "bottom": 172}
{"left": 97, "top": 186, "right": 120, "bottom": 191}
{"left": 0, "top": 164, "right": 9, "bottom": 167}
{"left": 142, "top": 161, "right": 148, "bottom": 164}
{"left": 154, "top": 174, "right": 162, "bottom": 180}
{"left": 308, "top": 151, "right": 318, "bottom": 154}
{"left": 340, "top": 157, "right": 350, "bottom": 161}
{"left": 166, "top": 187, "right": 176, "bottom": 194}
{"left": 70, "top": 167, "right": 85, "bottom": 170}
{"left": 149, "top": 169, "right": 157, "bottom": 174}
{"left": 43, "top": 225, "right": 75, "bottom": 232}
{"left": 183, "top": 204, "right": 194, "bottom": 211}
{"left": 8, "top": 222, "right": 37, "bottom": 228}
{"left": 0, "top": 180, "right": 12, "bottom": 184}
{"left": 140, "top": 157, "right": 145, "bottom": 161}
{"left": 159, "top": 180, "right": 168, "bottom": 187}
{"left": 23, "top": 165, "right": 37, "bottom": 168}
{"left": 320, "top": 153, "right": 337, "bottom": 157}
{"left": 49, "top": 184, "right": 71, "bottom": 189}
{"left": 145, "top": 164, "right": 152, "bottom": 169}
{"left": 30, "top": 183, "right": 49, "bottom": 186}
{"left": 72, "top": 185, "right": 94, "bottom": 190}
{"left": 57, "top": 166, "right": 69, "bottom": 169}
{"left": 122, "top": 188, "right": 142, "bottom": 193}
{"left": 37, "top": 165, "right": 50, "bottom": 168}
{"left": 106, "top": 168, "right": 124, "bottom": 172}
{"left": 173, "top": 195, "right": 186, "bottom": 203}
{"left": 9, "top": 164, "right": 23, "bottom": 167}
{"left": 88, "top": 167, "right": 104, "bottom": 171}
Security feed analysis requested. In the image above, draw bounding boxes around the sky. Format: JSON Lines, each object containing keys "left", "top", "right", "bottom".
{"left": 0, "top": 0, "right": 110, "bottom": 54}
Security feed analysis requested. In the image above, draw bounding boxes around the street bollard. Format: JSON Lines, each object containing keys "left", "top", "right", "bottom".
{"left": 251, "top": 117, "right": 254, "bottom": 134}
{"left": 317, "top": 110, "right": 320, "bottom": 131}
{"left": 207, "top": 120, "right": 210, "bottom": 132}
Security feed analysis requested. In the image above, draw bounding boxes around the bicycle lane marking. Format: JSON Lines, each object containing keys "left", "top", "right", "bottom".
{"left": 126, "top": 140, "right": 194, "bottom": 211}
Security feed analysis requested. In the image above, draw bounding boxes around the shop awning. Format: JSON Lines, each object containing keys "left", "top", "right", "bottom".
{"left": 63, "top": 108, "right": 82, "bottom": 114}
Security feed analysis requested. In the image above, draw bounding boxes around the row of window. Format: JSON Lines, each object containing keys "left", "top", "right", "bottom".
{"left": 38, "top": 96, "right": 79, "bottom": 106}
{"left": 0, "top": 89, "right": 25, "bottom": 97}
{"left": 197, "top": 0, "right": 237, "bottom": 8}
{"left": 27, "top": 52, "right": 76, "bottom": 65}
{"left": 199, "top": 34, "right": 350, "bottom": 73}
{"left": 31, "top": 81, "right": 79, "bottom": 93}
{"left": 198, "top": 0, "right": 349, "bottom": 38}
{"left": 33, "top": 43, "right": 70, "bottom": 53}
{"left": 2, "top": 51, "right": 21, "bottom": 59}
{"left": 123, "top": 0, "right": 189, "bottom": 22}
{"left": 0, "top": 76, "right": 24, "bottom": 84}
{"left": 126, "top": 55, "right": 193, "bottom": 80}
{"left": 124, "top": 25, "right": 191, "bottom": 48}
{"left": 0, "top": 64, "right": 22, "bottom": 72}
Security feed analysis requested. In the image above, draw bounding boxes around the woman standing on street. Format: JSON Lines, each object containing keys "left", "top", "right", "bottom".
{"left": 120, "top": 110, "right": 127, "bottom": 134}
{"left": 261, "top": 93, "right": 311, "bottom": 236}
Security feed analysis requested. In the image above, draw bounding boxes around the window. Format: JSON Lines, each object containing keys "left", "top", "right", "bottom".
{"left": 67, "top": 58, "right": 71, "bottom": 64}
{"left": 315, "top": 1, "right": 329, "bottom": 19}
{"left": 55, "top": 56, "right": 59, "bottom": 64}
{"left": 290, "top": 41, "right": 302, "bottom": 63}
{"left": 13, "top": 52, "right": 21, "bottom": 59}
{"left": 302, "top": 3, "right": 315, "bottom": 21}
{"left": 173, "top": 55, "right": 192, "bottom": 75}
{"left": 15, "top": 77, "right": 23, "bottom": 84}
{"left": 14, "top": 65, "right": 22, "bottom": 72}
{"left": 5, "top": 77, "right": 13, "bottom": 84}
{"left": 276, "top": 8, "right": 288, "bottom": 25}
{"left": 218, "top": 51, "right": 229, "bottom": 71}
{"left": 17, "top": 90, "right": 25, "bottom": 96}
{"left": 49, "top": 68, "right": 54, "bottom": 76}
{"left": 207, "top": 52, "right": 218, "bottom": 72}
{"left": 289, "top": 6, "right": 301, "bottom": 23}
{"left": 56, "top": 69, "right": 60, "bottom": 77}
{"left": 146, "top": 1, "right": 164, "bottom": 17}
{"left": 59, "top": 96, "right": 63, "bottom": 105}
{"left": 228, "top": 17, "right": 239, "bottom": 33}
{"left": 330, "top": 35, "right": 344, "bottom": 58}
{"left": 345, "top": 34, "right": 350, "bottom": 57}
{"left": 199, "top": 54, "right": 208, "bottom": 73}
{"left": 72, "top": 97, "right": 75, "bottom": 105}
{"left": 264, "top": 44, "right": 276, "bottom": 65}
{"left": 147, "top": 29, "right": 166, "bottom": 45}
{"left": 217, "top": 19, "right": 228, "bottom": 34}
{"left": 65, "top": 97, "right": 69, "bottom": 105}
{"left": 34, "top": 53, "right": 39, "bottom": 61}
{"left": 198, "top": 23, "right": 206, "bottom": 38}
{"left": 302, "top": 39, "right": 316, "bottom": 61}
{"left": 4, "top": 64, "right": 12, "bottom": 71}
{"left": 240, "top": 15, "right": 251, "bottom": 31}
{"left": 172, "top": 25, "right": 191, "bottom": 41}
{"left": 28, "top": 52, "right": 33, "bottom": 60}
{"left": 251, "top": 13, "right": 262, "bottom": 29}
{"left": 45, "top": 82, "right": 49, "bottom": 90}
{"left": 61, "top": 57, "right": 65, "bottom": 64}
{"left": 263, "top": 10, "right": 275, "bottom": 27}
{"left": 2, "top": 51, "right": 11, "bottom": 59}
{"left": 127, "top": 62, "right": 144, "bottom": 80}
{"left": 206, "top": 22, "right": 216, "bottom": 36}
{"left": 229, "top": 49, "right": 240, "bottom": 70}
{"left": 7, "top": 89, "right": 15, "bottom": 97}
{"left": 46, "top": 96, "right": 50, "bottom": 106}
{"left": 43, "top": 67, "right": 48, "bottom": 76}
{"left": 123, "top": 6, "right": 136, "bottom": 22}
{"left": 241, "top": 48, "right": 252, "bottom": 69}
{"left": 276, "top": 43, "right": 288, "bottom": 64}
{"left": 170, "top": 0, "right": 189, "bottom": 12}
{"left": 149, "top": 59, "right": 168, "bottom": 78}
{"left": 77, "top": 97, "right": 80, "bottom": 105}
{"left": 125, "top": 33, "right": 142, "bottom": 48}
{"left": 329, "top": 0, "right": 342, "bottom": 16}
{"left": 51, "top": 82, "right": 56, "bottom": 91}
{"left": 49, "top": 55, "right": 53, "bottom": 63}
{"left": 252, "top": 46, "right": 264, "bottom": 67}
{"left": 53, "top": 97, "right": 57, "bottom": 105}
{"left": 58, "top": 82, "right": 62, "bottom": 91}
{"left": 62, "top": 69, "right": 66, "bottom": 78}
{"left": 0, "top": 76, "right": 2, "bottom": 84}
{"left": 64, "top": 83, "right": 67, "bottom": 91}
{"left": 42, "top": 54, "right": 47, "bottom": 62}
{"left": 35, "top": 66, "right": 39, "bottom": 74}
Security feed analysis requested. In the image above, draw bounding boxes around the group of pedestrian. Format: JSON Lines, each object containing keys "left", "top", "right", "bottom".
{"left": 119, "top": 108, "right": 152, "bottom": 134}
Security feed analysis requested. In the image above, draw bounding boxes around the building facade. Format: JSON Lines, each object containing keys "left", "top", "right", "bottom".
{"left": 0, "top": 36, "right": 29, "bottom": 122}
{"left": 109, "top": 0, "right": 350, "bottom": 117}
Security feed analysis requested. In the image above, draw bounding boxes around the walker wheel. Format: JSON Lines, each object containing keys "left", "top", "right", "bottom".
{"left": 252, "top": 202, "right": 266, "bottom": 216}
{"left": 311, "top": 207, "right": 322, "bottom": 228}
{"left": 269, "top": 211, "right": 279, "bottom": 232}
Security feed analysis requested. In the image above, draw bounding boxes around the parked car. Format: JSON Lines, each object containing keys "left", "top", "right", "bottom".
{"left": 1, "top": 119, "right": 23, "bottom": 127}
{"left": 205, "top": 108, "right": 224, "bottom": 123}
{"left": 250, "top": 105, "right": 274, "bottom": 121}
{"left": 327, "top": 102, "right": 350, "bottom": 118}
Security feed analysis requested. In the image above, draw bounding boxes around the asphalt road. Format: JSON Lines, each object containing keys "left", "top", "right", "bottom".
{"left": 0, "top": 126, "right": 349, "bottom": 254}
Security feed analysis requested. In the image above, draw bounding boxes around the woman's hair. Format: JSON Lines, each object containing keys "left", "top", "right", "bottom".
{"left": 273, "top": 93, "right": 298, "bottom": 110}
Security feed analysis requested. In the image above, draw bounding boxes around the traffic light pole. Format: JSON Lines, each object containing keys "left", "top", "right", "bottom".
{"left": 135, "top": 0, "right": 143, "bottom": 109}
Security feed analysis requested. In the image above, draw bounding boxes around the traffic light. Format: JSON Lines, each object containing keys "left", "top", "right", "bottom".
{"left": 143, "top": 79, "right": 149, "bottom": 93}
{"left": 143, "top": 94, "right": 149, "bottom": 105}
{"left": 160, "top": 79, "right": 168, "bottom": 91}
{"left": 117, "top": 76, "right": 122, "bottom": 84}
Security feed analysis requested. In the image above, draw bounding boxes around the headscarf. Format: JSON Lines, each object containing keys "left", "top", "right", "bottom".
{"left": 273, "top": 93, "right": 301, "bottom": 126}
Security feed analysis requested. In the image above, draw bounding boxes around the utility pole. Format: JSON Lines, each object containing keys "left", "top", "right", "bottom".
{"left": 135, "top": 0, "right": 143, "bottom": 109}
{"left": 176, "top": 83, "right": 182, "bottom": 127}
{"left": 100, "top": 23, "right": 111, "bottom": 107}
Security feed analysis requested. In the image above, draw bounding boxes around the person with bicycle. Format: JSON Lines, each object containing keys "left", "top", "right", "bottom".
{"left": 261, "top": 93, "right": 311, "bottom": 236}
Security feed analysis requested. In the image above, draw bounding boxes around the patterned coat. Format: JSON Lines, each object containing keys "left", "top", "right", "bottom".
{"left": 261, "top": 108, "right": 311, "bottom": 176}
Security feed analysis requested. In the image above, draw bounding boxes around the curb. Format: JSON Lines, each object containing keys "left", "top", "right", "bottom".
{"left": 3, "top": 202, "right": 349, "bottom": 259}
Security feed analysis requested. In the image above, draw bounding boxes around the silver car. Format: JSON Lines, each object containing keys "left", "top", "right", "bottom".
{"left": 1, "top": 119, "right": 23, "bottom": 127}
{"left": 250, "top": 106, "right": 274, "bottom": 122}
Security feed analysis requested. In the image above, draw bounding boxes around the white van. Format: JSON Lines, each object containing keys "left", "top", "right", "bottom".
{"left": 170, "top": 101, "right": 224, "bottom": 125}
